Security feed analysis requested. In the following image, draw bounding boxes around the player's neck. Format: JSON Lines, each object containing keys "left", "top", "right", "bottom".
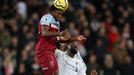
{"left": 67, "top": 51, "right": 75, "bottom": 58}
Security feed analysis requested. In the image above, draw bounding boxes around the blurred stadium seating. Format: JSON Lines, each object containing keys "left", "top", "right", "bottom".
{"left": 0, "top": 0, "right": 134, "bottom": 75}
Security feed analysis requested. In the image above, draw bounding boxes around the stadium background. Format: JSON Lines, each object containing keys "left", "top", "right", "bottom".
{"left": 0, "top": 0, "right": 134, "bottom": 75}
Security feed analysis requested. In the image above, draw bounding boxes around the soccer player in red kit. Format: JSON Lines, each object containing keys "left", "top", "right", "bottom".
{"left": 35, "top": 0, "right": 86, "bottom": 75}
{"left": 35, "top": 0, "right": 69, "bottom": 75}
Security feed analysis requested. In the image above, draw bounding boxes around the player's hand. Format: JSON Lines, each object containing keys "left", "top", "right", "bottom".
{"left": 59, "top": 35, "right": 70, "bottom": 41}
{"left": 91, "top": 69, "right": 98, "bottom": 75}
{"left": 77, "top": 35, "right": 86, "bottom": 41}
{"left": 59, "top": 30, "right": 68, "bottom": 37}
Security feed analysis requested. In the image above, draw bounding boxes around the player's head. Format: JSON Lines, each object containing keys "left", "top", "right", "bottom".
{"left": 50, "top": 0, "right": 69, "bottom": 21}
{"left": 68, "top": 41, "right": 78, "bottom": 54}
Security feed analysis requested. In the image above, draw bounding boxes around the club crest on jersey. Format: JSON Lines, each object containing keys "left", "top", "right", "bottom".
{"left": 50, "top": 61, "right": 54, "bottom": 67}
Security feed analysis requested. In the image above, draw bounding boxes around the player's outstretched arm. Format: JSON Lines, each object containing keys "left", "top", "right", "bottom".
{"left": 42, "top": 25, "right": 66, "bottom": 37}
{"left": 58, "top": 35, "right": 86, "bottom": 42}
{"left": 69, "top": 35, "right": 86, "bottom": 42}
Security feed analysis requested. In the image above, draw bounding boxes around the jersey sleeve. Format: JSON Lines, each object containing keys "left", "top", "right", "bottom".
{"left": 75, "top": 52, "right": 87, "bottom": 71}
{"left": 55, "top": 49, "right": 64, "bottom": 58}
{"left": 78, "top": 62, "right": 87, "bottom": 75}
{"left": 40, "top": 14, "right": 52, "bottom": 26}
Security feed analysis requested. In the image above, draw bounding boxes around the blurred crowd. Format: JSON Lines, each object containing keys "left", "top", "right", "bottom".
{"left": 0, "top": 0, "right": 134, "bottom": 75}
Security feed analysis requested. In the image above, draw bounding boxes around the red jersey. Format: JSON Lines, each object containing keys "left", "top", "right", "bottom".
{"left": 36, "top": 13, "right": 60, "bottom": 53}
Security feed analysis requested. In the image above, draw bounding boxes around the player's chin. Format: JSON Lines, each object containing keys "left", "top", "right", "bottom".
{"left": 70, "top": 48, "right": 77, "bottom": 54}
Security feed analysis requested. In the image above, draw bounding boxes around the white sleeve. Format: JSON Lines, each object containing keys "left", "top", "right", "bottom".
{"left": 75, "top": 52, "right": 87, "bottom": 71}
{"left": 78, "top": 62, "right": 87, "bottom": 75}
{"left": 55, "top": 49, "right": 64, "bottom": 58}
{"left": 40, "top": 14, "right": 52, "bottom": 26}
{"left": 75, "top": 52, "right": 83, "bottom": 60}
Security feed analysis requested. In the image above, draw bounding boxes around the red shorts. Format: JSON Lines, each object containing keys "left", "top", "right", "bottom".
{"left": 35, "top": 50, "right": 58, "bottom": 75}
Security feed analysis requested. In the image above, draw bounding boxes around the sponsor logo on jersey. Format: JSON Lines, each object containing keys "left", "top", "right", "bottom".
{"left": 42, "top": 67, "right": 48, "bottom": 70}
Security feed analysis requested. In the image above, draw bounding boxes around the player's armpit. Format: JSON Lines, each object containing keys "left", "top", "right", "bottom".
{"left": 42, "top": 25, "right": 60, "bottom": 37}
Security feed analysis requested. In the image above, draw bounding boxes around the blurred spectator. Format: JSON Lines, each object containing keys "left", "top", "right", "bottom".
{"left": 2, "top": 48, "right": 15, "bottom": 75}
{"left": 97, "top": 27, "right": 108, "bottom": 49}
{"left": 100, "top": 54, "right": 119, "bottom": 75}
{"left": 68, "top": 22, "right": 79, "bottom": 35}
{"left": 103, "top": 17, "right": 113, "bottom": 34}
{"left": 83, "top": 29, "right": 93, "bottom": 50}
{"left": 16, "top": 0, "right": 27, "bottom": 21}
{"left": 120, "top": 56, "right": 134, "bottom": 75}
{"left": 122, "top": 23, "right": 131, "bottom": 40}
{"left": 7, "top": 18, "right": 18, "bottom": 36}
{"left": 17, "top": 49, "right": 32, "bottom": 75}
{"left": 31, "top": 61, "right": 41, "bottom": 75}
{"left": 108, "top": 26, "right": 119, "bottom": 51}
{"left": 85, "top": 3, "right": 96, "bottom": 17}
{"left": 94, "top": 39, "right": 106, "bottom": 64}
{"left": 0, "top": 0, "right": 134, "bottom": 74}
{"left": 90, "top": 19, "right": 100, "bottom": 32}
{"left": 9, "top": 36, "right": 19, "bottom": 50}
{"left": 3, "top": 57, "right": 14, "bottom": 75}
{"left": 86, "top": 53, "right": 99, "bottom": 75}
{"left": 0, "top": 31, "right": 11, "bottom": 47}
{"left": 17, "top": 63, "right": 26, "bottom": 75}
{"left": 0, "top": 0, "right": 16, "bottom": 19}
{"left": 126, "top": 40, "right": 134, "bottom": 64}
{"left": 112, "top": 41, "right": 128, "bottom": 65}
{"left": 69, "top": 0, "right": 80, "bottom": 9}
{"left": 0, "top": 18, "right": 5, "bottom": 33}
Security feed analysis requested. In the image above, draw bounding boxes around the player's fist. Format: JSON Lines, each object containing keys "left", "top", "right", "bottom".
{"left": 60, "top": 30, "right": 69, "bottom": 37}
{"left": 59, "top": 35, "right": 70, "bottom": 41}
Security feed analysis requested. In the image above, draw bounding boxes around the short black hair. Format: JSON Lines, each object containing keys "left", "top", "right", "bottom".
{"left": 49, "top": 5, "right": 59, "bottom": 12}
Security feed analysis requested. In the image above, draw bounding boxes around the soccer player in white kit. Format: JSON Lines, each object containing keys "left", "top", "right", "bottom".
{"left": 55, "top": 41, "right": 97, "bottom": 75}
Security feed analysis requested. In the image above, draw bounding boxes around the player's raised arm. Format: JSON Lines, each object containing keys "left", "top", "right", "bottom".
{"left": 69, "top": 35, "right": 86, "bottom": 42}
{"left": 41, "top": 25, "right": 65, "bottom": 37}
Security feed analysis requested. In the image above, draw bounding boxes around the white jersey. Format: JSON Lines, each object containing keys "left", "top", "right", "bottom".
{"left": 55, "top": 49, "right": 87, "bottom": 75}
{"left": 75, "top": 52, "right": 87, "bottom": 71}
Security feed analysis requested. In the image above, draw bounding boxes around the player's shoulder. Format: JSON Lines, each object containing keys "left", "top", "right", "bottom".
{"left": 40, "top": 13, "right": 54, "bottom": 25}
{"left": 75, "top": 57, "right": 87, "bottom": 70}
{"left": 76, "top": 58, "right": 82, "bottom": 62}
{"left": 55, "top": 49, "right": 64, "bottom": 56}
{"left": 55, "top": 49, "right": 64, "bottom": 53}
{"left": 42, "top": 13, "right": 53, "bottom": 19}
{"left": 41, "top": 13, "right": 54, "bottom": 21}
{"left": 74, "top": 57, "right": 84, "bottom": 65}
